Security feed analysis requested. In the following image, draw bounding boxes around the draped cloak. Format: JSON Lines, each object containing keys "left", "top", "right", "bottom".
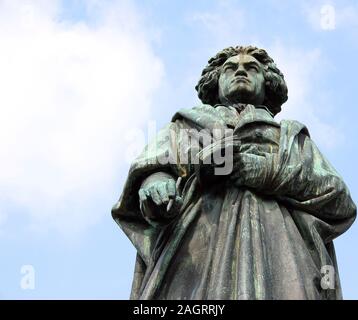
{"left": 112, "top": 104, "right": 356, "bottom": 300}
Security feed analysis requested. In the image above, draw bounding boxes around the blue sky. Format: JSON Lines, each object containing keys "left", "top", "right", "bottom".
{"left": 0, "top": 0, "right": 357, "bottom": 299}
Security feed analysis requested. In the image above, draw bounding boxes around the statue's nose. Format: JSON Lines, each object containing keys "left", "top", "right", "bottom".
{"left": 235, "top": 66, "right": 247, "bottom": 77}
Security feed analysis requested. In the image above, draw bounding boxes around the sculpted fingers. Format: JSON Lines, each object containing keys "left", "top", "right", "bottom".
{"left": 138, "top": 176, "right": 182, "bottom": 221}
{"left": 166, "top": 179, "right": 176, "bottom": 199}
{"left": 166, "top": 195, "right": 183, "bottom": 218}
{"left": 138, "top": 175, "right": 183, "bottom": 223}
{"left": 149, "top": 186, "right": 162, "bottom": 206}
{"left": 139, "top": 189, "right": 157, "bottom": 219}
{"left": 175, "top": 195, "right": 183, "bottom": 208}
{"left": 157, "top": 182, "right": 170, "bottom": 204}
{"left": 138, "top": 189, "right": 147, "bottom": 202}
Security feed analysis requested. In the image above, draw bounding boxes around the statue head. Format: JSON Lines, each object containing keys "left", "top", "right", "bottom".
{"left": 195, "top": 46, "right": 288, "bottom": 115}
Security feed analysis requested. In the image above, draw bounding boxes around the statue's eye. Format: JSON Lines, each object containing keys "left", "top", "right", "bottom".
{"left": 223, "top": 64, "right": 236, "bottom": 71}
{"left": 249, "top": 66, "right": 258, "bottom": 72}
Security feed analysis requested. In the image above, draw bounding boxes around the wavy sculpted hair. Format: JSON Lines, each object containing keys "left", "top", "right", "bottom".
{"left": 195, "top": 46, "right": 288, "bottom": 115}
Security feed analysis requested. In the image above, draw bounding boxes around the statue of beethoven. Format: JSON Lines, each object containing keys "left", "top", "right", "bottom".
{"left": 112, "top": 45, "right": 356, "bottom": 299}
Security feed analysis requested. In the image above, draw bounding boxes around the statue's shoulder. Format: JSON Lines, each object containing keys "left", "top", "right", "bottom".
{"left": 171, "top": 104, "right": 214, "bottom": 122}
{"left": 279, "top": 119, "right": 310, "bottom": 137}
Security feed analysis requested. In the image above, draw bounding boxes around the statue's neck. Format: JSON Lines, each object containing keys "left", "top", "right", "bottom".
{"left": 231, "top": 103, "right": 247, "bottom": 113}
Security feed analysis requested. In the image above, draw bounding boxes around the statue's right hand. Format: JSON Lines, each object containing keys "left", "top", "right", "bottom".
{"left": 138, "top": 173, "right": 183, "bottom": 222}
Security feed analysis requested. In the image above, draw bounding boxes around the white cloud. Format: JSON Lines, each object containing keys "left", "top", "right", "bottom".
{"left": 302, "top": 1, "right": 358, "bottom": 31}
{"left": 0, "top": 0, "right": 164, "bottom": 238}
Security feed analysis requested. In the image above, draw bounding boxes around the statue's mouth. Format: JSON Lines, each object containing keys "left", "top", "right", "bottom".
{"left": 233, "top": 77, "right": 250, "bottom": 84}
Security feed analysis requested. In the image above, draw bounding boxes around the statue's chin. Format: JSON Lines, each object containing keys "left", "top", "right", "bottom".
{"left": 224, "top": 87, "right": 252, "bottom": 103}
{"left": 230, "top": 89, "right": 266, "bottom": 106}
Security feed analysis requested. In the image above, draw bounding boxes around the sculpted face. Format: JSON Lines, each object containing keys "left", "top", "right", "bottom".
{"left": 218, "top": 54, "right": 265, "bottom": 106}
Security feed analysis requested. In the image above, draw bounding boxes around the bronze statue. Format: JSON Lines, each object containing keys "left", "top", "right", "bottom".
{"left": 112, "top": 45, "right": 356, "bottom": 299}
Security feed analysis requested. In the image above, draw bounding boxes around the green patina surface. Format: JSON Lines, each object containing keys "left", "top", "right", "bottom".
{"left": 112, "top": 45, "right": 356, "bottom": 300}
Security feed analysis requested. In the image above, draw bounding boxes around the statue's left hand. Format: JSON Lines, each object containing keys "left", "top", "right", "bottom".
{"left": 230, "top": 147, "right": 277, "bottom": 189}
